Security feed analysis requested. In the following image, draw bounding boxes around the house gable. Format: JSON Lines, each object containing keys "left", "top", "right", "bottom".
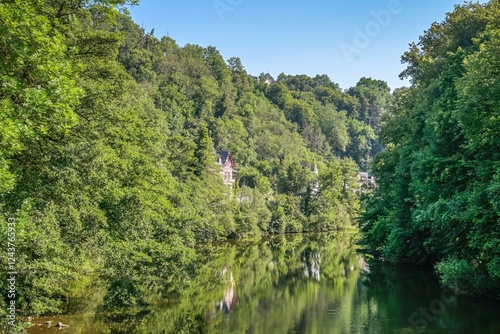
{"left": 216, "top": 150, "right": 236, "bottom": 188}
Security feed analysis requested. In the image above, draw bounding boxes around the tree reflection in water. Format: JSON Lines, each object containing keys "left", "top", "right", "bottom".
{"left": 31, "top": 232, "right": 500, "bottom": 334}
{"left": 138, "top": 231, "right": 366, "bottom": 334}
{"left": 137, "top": 232, "right": 500, "bottom": 334}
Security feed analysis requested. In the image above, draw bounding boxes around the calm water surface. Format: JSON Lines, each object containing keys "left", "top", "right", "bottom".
{"left": 28, "top": 233, "right": 500, "bottom": 334}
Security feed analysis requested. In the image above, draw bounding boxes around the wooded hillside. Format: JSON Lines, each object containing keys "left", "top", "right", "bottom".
{"left": 0, "top": 0, "right": 388, "bottom": 323}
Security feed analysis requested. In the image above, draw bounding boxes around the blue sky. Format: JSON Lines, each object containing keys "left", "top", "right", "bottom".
{"left": 128, "top": 0, "right": 488, "bottom": 90}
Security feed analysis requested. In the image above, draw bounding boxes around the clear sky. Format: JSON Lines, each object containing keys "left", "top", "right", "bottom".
{"left": 127, "top": 0, "right": 488, "bottom": 91}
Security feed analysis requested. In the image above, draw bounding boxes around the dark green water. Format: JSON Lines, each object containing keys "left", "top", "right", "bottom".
{"left": 28, "top": 233, "right": 500, "bottom": 334}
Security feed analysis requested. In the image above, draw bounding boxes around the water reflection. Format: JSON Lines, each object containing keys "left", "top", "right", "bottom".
{"left": 28, "top": 232, "right": 500, "bottom": 334}
{"left": 214, "top": 269, "right": 236, "bottom": 314}
{"left": 302, "top": 250, "right": 321, "bottom": 281}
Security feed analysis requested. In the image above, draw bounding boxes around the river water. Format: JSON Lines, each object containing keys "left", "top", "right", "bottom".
{"left": 27, "top": 232, "right": 500, "bottom": 334}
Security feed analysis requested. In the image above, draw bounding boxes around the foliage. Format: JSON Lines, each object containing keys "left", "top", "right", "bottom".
{"left": 361, "top": 0, "right": 500, "bottom": 296}
{"left": 0, "top": 0, "right": 383, "bottom": 326}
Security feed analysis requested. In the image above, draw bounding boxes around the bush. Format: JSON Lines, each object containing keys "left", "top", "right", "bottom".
{"left": 435, "top": 258, "right": 491, "bottom": 296}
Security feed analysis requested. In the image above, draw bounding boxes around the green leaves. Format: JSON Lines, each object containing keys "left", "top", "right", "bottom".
{"left": 0, "top": 0, "right": 82, "bottom": 192}
{"left": 362, "top": 0, "right": 500, "bottom": 296}
{"left": 0, "top": 0, "right": 366, "bottom": 323}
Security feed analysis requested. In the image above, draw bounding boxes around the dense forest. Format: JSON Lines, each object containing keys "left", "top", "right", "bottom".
{"left": 0, "top": 0, "right": 390, "bottom": 328}
{"left": 362, "top": 1, "right": 500, "bottom": 297}
{"left": 3, "top": 0, "right": 499, "bottom": 330}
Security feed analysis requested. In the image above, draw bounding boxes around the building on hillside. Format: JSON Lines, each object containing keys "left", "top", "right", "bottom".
{"left": 251, "top": 73, "right": 276, "bottom": 85}
{"left": 264, "top": 73, "right": 276, "bottom": 85}
{"left": 356, "top": 172, "right": 376, "bottom": 190}
{"left": 216, "top": 150, "right": 236, "bottom": 189}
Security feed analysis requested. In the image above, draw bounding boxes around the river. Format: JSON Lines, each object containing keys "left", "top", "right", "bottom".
{"left": 27, "top": 232, "right": 500, "bottom": 334}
